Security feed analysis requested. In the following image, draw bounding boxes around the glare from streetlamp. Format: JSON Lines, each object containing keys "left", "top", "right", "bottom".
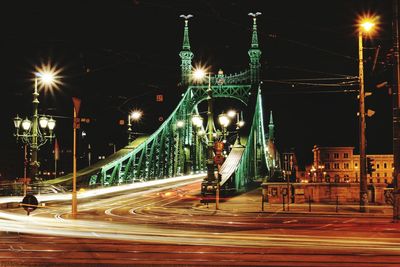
{"left": 218, "top": 113, "right": 230, "bottom": 128}
{"left": 39, "top": 116, "right": 49, "bottom": 129}
{"left": 358, "top": 15, "right": 379, "bottom": 35}
{"left": 34, "top": 62, "right": 63, "bottom": 90}
{"left": 130, "top": 110, "right": 143, "bottom": 121}
{"left": 237, "top": 120, "right": 245, "bottom": 128}
{"left": 22, "top": 118, "right": 32, "bottom": 131}
{"left": 191, "top": 114, "right": 203, "bottom": 128}
{"left": 192, "top": 68, "right": 207, "bottom": 81}
{"left": 227, "top": 110, "right": 237, "bottom": 118}
{"left": 47, "top": 117, "right": 56, "bottom": 131}
{"left": 177, "top": 120, "right": 185, "bottom": 128}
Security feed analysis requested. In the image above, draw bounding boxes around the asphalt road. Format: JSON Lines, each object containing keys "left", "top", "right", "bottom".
{"left": 0, "top": 178, "right": 400, "bottom": 266}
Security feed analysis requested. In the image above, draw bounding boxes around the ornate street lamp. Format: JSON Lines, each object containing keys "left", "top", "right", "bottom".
{"left": 218, "top": 113, "right": 230, "bottom": 143}
{"left": 13, "top": 67, "right": 60, "bottom": 183}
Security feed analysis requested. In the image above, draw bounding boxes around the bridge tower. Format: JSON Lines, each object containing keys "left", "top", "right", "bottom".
{"left": 248, "top": 12, "right": 262, "bottom": 84}
{"left": 179, "top": 15, "right": 194, "bottom": 87}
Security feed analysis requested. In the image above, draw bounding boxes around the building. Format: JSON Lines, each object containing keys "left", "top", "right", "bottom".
{"left": 310, "top": 145, "right": 393, "bottom": 184}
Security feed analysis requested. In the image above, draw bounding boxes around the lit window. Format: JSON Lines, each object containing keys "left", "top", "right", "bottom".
{"left": 334, "top": 163, "right": 339, "bottom": 169}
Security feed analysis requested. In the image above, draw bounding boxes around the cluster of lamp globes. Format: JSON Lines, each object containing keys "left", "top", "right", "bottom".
{"left": 13, "top": 69, "right": 60, "bottom": 144}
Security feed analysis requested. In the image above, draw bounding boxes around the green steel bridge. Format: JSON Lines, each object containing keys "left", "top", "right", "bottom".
{"left": 45, "top": 13, "right": 281, "bottom": 194}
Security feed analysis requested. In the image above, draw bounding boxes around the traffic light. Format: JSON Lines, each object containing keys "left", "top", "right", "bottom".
{"left": 367, "top": 157, "right": 376, "bottom": 175}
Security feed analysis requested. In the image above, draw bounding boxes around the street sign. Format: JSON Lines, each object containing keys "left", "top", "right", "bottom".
{"left": 21, "top": 194, "right": 38, "bottom": 216}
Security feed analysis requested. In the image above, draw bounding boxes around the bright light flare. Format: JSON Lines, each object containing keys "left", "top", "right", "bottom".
{"left": 357, "top": 14, "right": 379, "bottom": 35}
{"left": 227, "top": 110, "right": 237, "bottom": 118}
{"left": 130, "top": 110, "right": 143, "bottom": 121}
{"left": 218, "top": 113, "right": 230, "bottom": 128}
{"left": 192, "top": 68, "right": 206, "bottom": 80}
{"left": 34, "top": 62, "right": 63, "bottom": 91}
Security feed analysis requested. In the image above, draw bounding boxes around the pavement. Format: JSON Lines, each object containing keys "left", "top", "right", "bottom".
{"left": 196, "top": 187, "right": 394, "bottom": 217}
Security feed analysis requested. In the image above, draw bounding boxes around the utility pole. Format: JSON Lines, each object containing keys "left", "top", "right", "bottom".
{"left": 359, "top": 29, "right": 368, "bottom": 212}
{"left": 392, "top": 0, "right": 400, "bottom": 222}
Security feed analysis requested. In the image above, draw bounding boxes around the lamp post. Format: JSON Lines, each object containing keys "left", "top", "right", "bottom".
{"left": 358, "top": 16, "right": 376, "bottom": 212}
{"left": 193, "top": 68, "right": 217, "bottom": 196}
{"left": 191, "top": 114, "right": 203, "bottom": 173}
{"left": 13, "top": 69, "right": 59, "bottom": 192}
{"left": 127, "top": 110, "right": 143, "bottom": 144}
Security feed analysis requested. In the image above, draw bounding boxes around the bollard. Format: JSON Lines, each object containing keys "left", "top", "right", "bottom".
{"left": 261, "top": 195, "right": 264, "bottom": 211}
{"left": 308, "top": 196, "right": 312, "bottom": 212}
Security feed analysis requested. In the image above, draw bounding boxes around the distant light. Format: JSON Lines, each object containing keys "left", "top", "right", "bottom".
{"left": 192, "top": 68, "right": 206, "bottom": 80}
{"left": 227, "top": 110, "right": 236, "bottom": 118}
{"left": 177, "top": 120, "right": 185, "bottom": 128}
{"left": 130, "top": 110, "right": 143, "bottom": 121}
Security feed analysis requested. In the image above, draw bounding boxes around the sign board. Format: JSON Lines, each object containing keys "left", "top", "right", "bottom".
{"left": 214, "top": 154, "right": 225, "bottom": 165}
{"left": 295, "top": 188, "right": 305, "bottom": 195}
{"left": 21, "top": 194, "right": 38, "bottom": 215}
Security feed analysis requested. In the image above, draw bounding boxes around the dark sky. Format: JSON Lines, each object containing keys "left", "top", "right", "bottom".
{"left": 0, "top": 0, "right": 394, "bottom": 176}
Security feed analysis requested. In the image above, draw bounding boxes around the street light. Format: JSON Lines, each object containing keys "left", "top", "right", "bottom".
{"left": 13, "top": 67, "right": 59, "bottom": 191}
{"left": 218, "top": 113, "right": 230, "bottom": 143}
{"left": 127, "top": 109, "right": 143, "bottom": 144}
{"left": 357, "top": 15, "right": 377, "bottom": 212}
{"left": 192, "top": 67, "right": 218, "bottom": 206}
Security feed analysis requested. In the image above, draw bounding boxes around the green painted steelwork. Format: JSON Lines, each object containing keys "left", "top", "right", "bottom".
{"left": 234, "top": 87, "right": 269, "bottom": 191}
{"left": 44, "top": 12, "right": 275, "bottom": 192}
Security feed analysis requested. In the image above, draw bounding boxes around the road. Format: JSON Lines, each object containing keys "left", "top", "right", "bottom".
{"left": 0, "top": 177, "right": 399, "bottom": 266}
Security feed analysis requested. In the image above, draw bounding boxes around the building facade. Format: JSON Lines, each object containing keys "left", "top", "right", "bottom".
{"left": 310, "top": 145, "right": 393, "bottom": 184}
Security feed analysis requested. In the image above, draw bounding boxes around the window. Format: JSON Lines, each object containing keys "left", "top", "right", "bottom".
{"left": 369, "top": 179, "right": 373, "bottom": 183}
{"left": 385, "top": 179, "right": 388, "bottom": 184}
{"left": 377, "top": 178, "right": 381, "bottom": 183}
{"left": 384, "top": 173, "right": 387, "bottom": 177}
{"left": 344, "top": 153, "right": 349, "bottom": 158}
{"left": 377, "top": 173, "right": 380, "bottom": 177}
{"left": 344, "top": 163, "right": 349, "bottom": 169}
{"left": 334, "top": 153, "right": 339, "bottom": 159}
{"left": 384, "top": 163, "right": 387, "bottom": 169}
{"left": 377, "top": 164, "right": 380, "bottom": 169}
{"left": 324, "top": 163, "right": 330, "bottom": 169}
{"left": 334, "top": 163, "right": 340, "bottom": 169}
{"left": 355, "top": 163, "right": 358, "bottom": 168}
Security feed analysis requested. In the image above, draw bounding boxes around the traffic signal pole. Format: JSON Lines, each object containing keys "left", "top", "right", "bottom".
{"left": 392, "top": 0, "right": 400, "bottom": 222}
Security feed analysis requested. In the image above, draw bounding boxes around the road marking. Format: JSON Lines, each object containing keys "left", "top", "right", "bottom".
{"left": 316, "top": 223, "right": 333, "bottom": 229}
{"left": 283, "top": 219, "right": 298, "bottom": 224}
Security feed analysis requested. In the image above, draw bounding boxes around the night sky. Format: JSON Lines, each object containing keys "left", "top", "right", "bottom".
{"left": 0, "top": 0, "right": 394, "bottom": 177}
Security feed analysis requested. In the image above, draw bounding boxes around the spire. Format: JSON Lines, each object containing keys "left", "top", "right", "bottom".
{"left": 248, "top": 12, "right": 262, "bottom": 84}
{"left": 268, "top": 110, "right": 274, "bottom": 142}
{"left": 179, "top": 14, "right": 194, "bottom": 86}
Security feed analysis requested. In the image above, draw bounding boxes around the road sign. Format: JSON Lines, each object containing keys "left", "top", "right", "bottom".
{"left": 21, "top": 194, "right": 38, "bottom": 216}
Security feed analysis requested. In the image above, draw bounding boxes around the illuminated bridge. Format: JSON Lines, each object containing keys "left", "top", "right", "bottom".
{"left": 45, "top": 13, "right": 281, "bottom": 195}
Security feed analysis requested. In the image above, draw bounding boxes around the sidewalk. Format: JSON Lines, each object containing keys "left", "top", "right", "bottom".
{"left": 196, "top": 187, "right": 394, "bottom": 217}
